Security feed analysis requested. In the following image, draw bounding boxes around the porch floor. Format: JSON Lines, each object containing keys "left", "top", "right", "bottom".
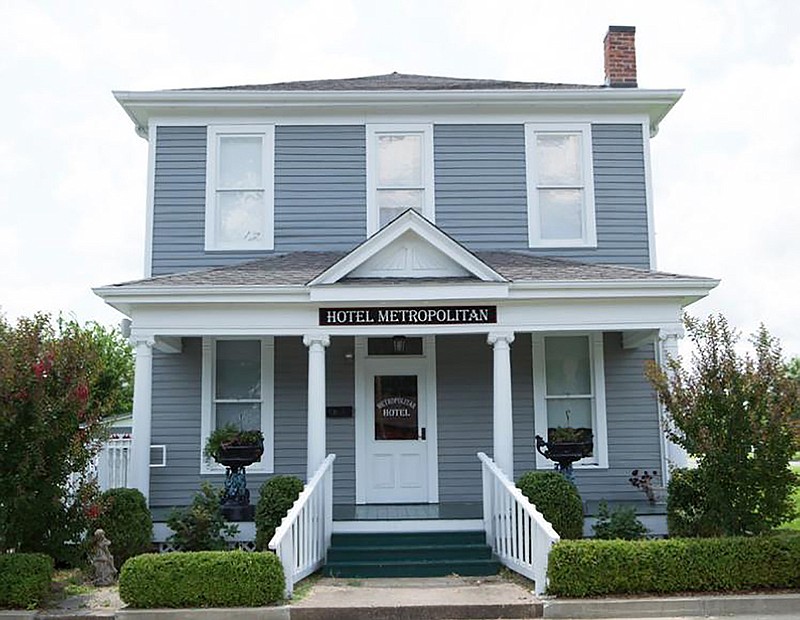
{"left": 333, "top": 502, "right": 483, "bottom": 521}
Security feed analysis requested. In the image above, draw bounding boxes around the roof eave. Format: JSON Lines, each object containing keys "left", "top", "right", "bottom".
{"left": 114, "top": 88, "right": 684, "bottom": 138}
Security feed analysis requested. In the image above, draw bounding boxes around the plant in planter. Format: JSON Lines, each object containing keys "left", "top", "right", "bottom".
{"left": 204, "top": 424, "right": 264, "bottom": 521}
{"left": 535, "top": 411, "right": 593, "bottom": 481}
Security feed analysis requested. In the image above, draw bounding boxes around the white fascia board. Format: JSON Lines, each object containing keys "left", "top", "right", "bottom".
{"left": 309, "top": 210, "right": 505, "bottom": 285}
{"left": 114, "top": 88, "right": 683, "bottom": 136}
{"left": 309, "top": 282, "right": 509, "bottom": 302}
{"left": 125, "top": 297, "right": 686, "bottom": 339}
{"left": 508, "top": 278, "right": 719, "bottom": 303}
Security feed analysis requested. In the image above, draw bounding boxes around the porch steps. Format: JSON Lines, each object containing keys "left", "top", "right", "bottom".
{"left": 324, "top": 530, "right": 500, "bottom": 578}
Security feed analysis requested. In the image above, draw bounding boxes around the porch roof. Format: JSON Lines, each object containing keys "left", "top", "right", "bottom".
{"left": 102, "top": 251, "right": 711, "bottom": 290}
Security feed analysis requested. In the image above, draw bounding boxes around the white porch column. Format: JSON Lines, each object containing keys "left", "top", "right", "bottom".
{"left": 488, "top": 332, "right": 515, "bottom": 478}
{"left": 130, "top": 337, "right": 154, "bottom": 504}
{"left": 304, "top": 334, "right": 330, "bottom": 479}
{"left": 659, "top": 329, "right": 689, "bottom": 471}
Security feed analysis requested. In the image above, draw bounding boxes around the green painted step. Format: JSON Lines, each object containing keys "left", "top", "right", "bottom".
{"left": 330, "top": 530, "right": 486, "bottom": 548}
{"left": 325, "top": 530, "right": 500, "bottom": 578}
{"left": 328, "top": 542, "right": 493, "bottom": 563}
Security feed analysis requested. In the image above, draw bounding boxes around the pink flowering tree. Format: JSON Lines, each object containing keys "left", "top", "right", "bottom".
{"left": 0, "top": 314, "right": 131, "bottom": 563}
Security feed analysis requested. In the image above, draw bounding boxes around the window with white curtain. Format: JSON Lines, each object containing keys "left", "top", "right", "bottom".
{"left": 205, "top": 125, "right": 274, "bottom": 250}
{"left": 525, "top": 124, "right": 596, "bottom": 248}
{"left": 367, "top": 124, "right": 434, "bottom": 234}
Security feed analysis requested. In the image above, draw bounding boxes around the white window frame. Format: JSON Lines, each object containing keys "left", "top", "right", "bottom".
{"left": 525, "top": 123, "right": 597, "bottom": 248}
{"left": 204, "top": 124, "right": 275, "bottom": 251}
{"left": 366, "top": 123, "right": 435, "bottom": 235}
{"left": 200, "top": 337, "right": 275, "bottom": 474}
{"left": 532, "top": 332, "right": 608, "bottom": 469}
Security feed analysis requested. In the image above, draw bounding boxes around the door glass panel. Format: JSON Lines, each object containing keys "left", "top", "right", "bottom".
{"left": 374, "top": 375, "right": 418, "bottom": 441}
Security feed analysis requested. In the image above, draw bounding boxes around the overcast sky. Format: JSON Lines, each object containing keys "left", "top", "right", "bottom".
{"left": 1, "top": 0, "right": 798, "bottom": 358}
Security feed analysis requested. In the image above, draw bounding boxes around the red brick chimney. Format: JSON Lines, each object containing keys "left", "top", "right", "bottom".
{"left": 604, "top": 26, "right": 637, "bottom": 87}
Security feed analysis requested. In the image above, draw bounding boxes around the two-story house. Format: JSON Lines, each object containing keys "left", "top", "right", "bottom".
{"left": 96, "top": 26, "right": 717, "bottom": 587}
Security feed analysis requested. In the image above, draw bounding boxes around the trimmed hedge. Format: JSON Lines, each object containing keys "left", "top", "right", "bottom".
{"left": 548, "top": 533, "right": 800, "bottom": 597}
{"left": 0, "top": 553, "right": 54, "bottom": 609}
{"left": 517, "top": 471, "right": 584, "bottom": 539}
{"left": 95, "top": 487, "right": 153, "bottom": 568}
{"left": 255, "top": 476, "right": 304, "bottom": 550}
{"left": 119, "top": 551, "right": 284, "bottom": 608}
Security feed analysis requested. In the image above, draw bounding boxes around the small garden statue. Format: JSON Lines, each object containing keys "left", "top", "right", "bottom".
{"left": 90, "top": 528, "right": 118, "bottom": 586}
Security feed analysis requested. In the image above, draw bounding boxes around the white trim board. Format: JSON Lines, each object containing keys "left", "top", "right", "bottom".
{"left": 333, "top": 519, "right": 484, "bottom": 534}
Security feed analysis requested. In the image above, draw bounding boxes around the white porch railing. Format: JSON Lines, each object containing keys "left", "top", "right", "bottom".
{"left": 269, "top": 453, "right": 335, "bottom": 597}
{"left": 478, "top": 452, "right": 560, "bottom": 595}
{"left": 97, "top": 436, "right": 132, "bottom": 491}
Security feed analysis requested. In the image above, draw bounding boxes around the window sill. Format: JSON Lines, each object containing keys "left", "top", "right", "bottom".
{"left": 528, "top": 240, "right": 598, "bottom": 249}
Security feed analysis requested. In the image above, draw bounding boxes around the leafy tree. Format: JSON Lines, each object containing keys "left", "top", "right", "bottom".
{"left": 646, "top": 314, "right": 800, "bottom": 536}
{"left": 0, "top": 313, "right": 131, "bottom": 563}
{"left": 788, "top": 357, "right": 800, "bottom": 445}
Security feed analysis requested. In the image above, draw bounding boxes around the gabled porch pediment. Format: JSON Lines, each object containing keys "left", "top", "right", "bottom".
{"left": 308, "top": 210, "right": 507, "bottom": 286}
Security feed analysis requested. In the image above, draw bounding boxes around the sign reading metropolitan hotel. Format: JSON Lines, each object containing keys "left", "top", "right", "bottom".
{"left": 319, "top": 305, "right": 497, "bottom": 327}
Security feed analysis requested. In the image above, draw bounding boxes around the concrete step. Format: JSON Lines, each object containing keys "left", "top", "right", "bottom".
{"left": 291, "top": 576, "right": 542, "bottom": 620}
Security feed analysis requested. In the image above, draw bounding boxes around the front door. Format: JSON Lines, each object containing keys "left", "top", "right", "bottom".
{"left": 357, "top": 343, "right": 437, "bottom": 504}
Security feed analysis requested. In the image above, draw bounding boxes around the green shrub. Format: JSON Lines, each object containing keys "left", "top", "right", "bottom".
{"left": 592, "top": 501, "right": 647, "bottom": 540}
{"left": 0, "top": 553, "right": 54, "bottom": 609}
{"left": 547, "top": 533, "right": 800, "bottom": 597}
{"left": 119, "top": 551, "right": 284, "bottom": 608}
{"left": 166, "top": 483, "right": 238, "bottom": 551}
{"left": 517, "top": 471, "right": 584, "bottom": 539}
{"left": 94, "top": 488, "right": 152, "bottom": 569}
{"left": 255, "top": 476, "right": 304, "bottom": 550}
{"left": 667, "top": 468, "right": 722, "bottom": 537}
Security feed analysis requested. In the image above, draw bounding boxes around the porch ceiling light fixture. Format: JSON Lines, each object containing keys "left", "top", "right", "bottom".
{"left": 392, "top": 335, "right": 407, "bottom": 354}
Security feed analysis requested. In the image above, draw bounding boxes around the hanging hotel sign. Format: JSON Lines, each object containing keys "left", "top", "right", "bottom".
{"left": 319, "top": 305, "right": 497, "bottom": 326}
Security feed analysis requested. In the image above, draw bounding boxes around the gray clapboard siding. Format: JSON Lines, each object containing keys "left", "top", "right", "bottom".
{"left": 434, "top": 124, "right": 649, "bottom": 267}
{"left": 152, "top": 123, "right": 649, "bottom": 275}
{"left": 326, "top": 337, "right": 356, "bottom": 504}
{"left": 149, "top": 336, "right": 356, "bottom": 508}
{"left": 149, "top": 332, "right": 660, "bottom": 508}
{"left": 151, "top": 126, "right": 366, "bottom": 276}
{"left": 569, "top": 334, "right": 662, "bottom": 501}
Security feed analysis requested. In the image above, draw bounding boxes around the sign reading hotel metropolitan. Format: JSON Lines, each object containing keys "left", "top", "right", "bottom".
{"left": 319, "top": 305, "right": 497, "bottom": 327}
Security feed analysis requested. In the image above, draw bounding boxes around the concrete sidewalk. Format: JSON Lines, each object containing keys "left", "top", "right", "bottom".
{"left": 3, "top": 577, "right": 800, "bottom": 619}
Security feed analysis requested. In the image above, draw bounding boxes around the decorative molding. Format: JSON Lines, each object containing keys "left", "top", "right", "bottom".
{"left": 309, "top": 210, "right": 506, "bottom": 287}
{"left": 487, "top": 331, "right": 515, "bottom": 347}
{"left": 303, "top": 333, "right": 331, "bottom": 348}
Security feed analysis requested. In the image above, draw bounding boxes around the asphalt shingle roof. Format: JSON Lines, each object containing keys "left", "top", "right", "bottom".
{"left": 107, "top": 251, "right": 703, "bottom": 290}
{"left": 180, "top": 72, "right": 601, "bottom": 92}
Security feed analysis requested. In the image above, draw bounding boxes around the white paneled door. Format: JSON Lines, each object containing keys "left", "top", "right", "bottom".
{"left": 363, "top": 357, "right": 431, "bottom": 503}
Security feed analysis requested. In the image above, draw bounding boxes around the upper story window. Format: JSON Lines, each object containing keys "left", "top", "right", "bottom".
{"left": 205, "top": 125, "right": 275, "bottom": 251}
{"left": 366, "top": 124, "right": 434, "bottom": 235}
{"left": 525, "top": 124, "right": 596, "bottom": 248}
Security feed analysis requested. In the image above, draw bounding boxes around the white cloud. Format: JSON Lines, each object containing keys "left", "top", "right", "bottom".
{"left": 0, "top": 0, "right": 798, "bottom": 358}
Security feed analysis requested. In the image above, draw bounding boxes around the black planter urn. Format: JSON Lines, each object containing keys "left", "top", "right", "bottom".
{"left": 535, "top": 434, "right": 593, "bottom": 482}
{"left": 217, "top": 441, "right": 263, "bottom": 522}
